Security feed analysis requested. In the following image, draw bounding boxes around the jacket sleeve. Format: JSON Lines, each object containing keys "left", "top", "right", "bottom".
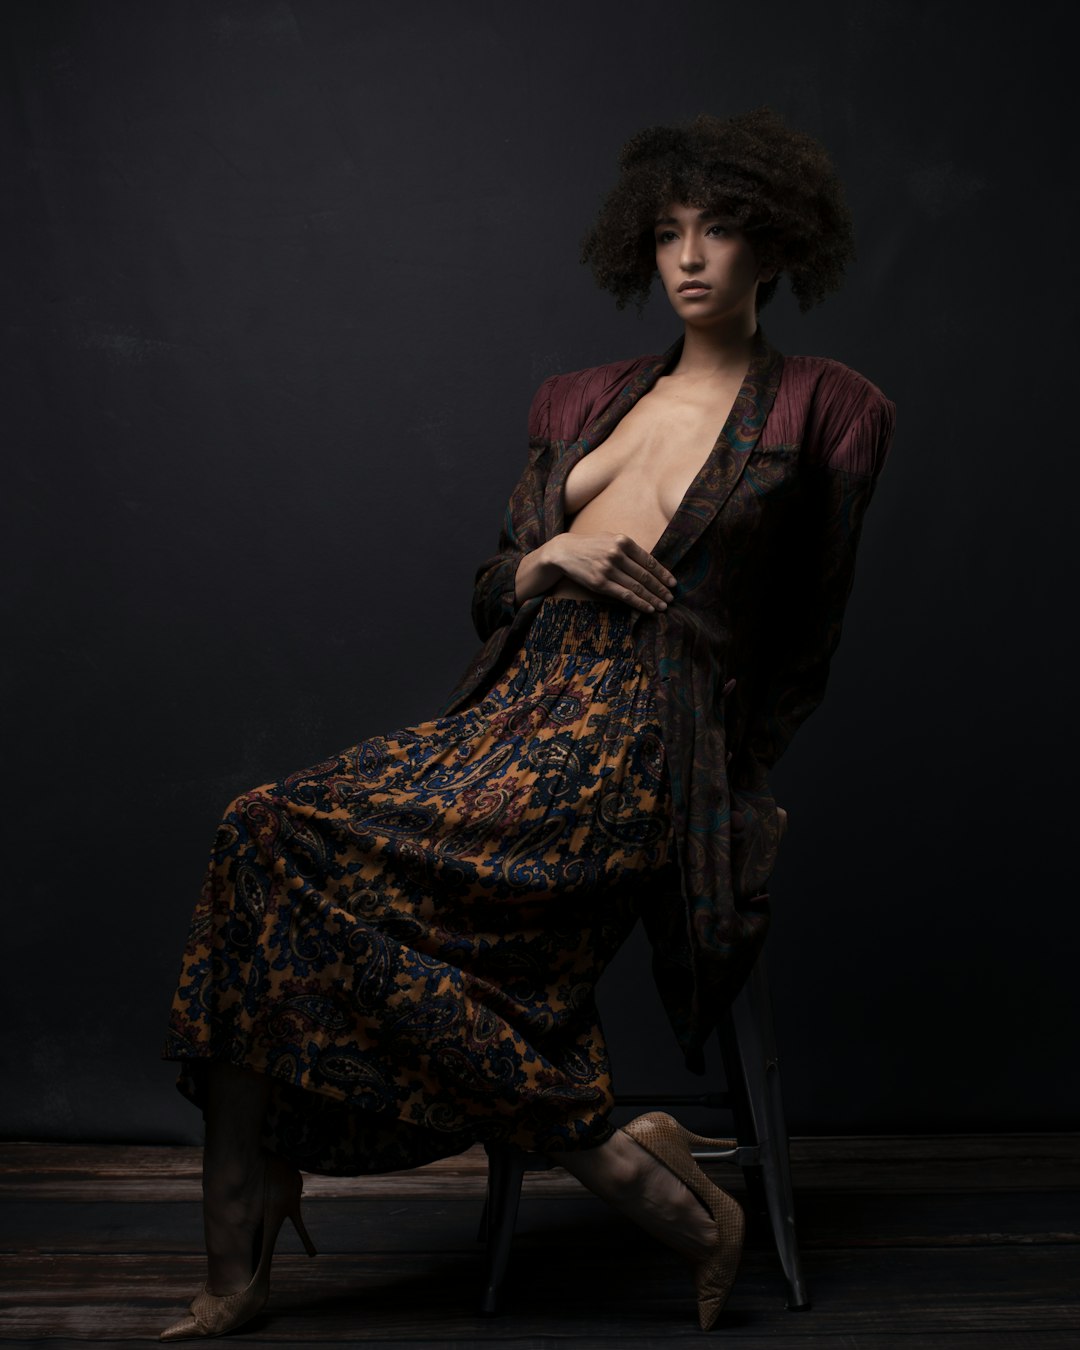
{"left": 740, "top": 385, "right": 897, "bottom": 778}
{"left": 470, "top": 375, "right": 558, "bottom": 642}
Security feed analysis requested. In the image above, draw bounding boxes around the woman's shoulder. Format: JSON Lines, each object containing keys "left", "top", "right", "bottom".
{"left": 528, "top": 352, "right": 659, "bottom": 442}
{"left": 775, "top": 353, "right": 897, "bottom": 475}
{"left": 780, "top": 352, "right": 894, "bottom": 415}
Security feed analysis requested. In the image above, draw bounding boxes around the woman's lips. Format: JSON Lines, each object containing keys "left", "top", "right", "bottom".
{"left": 677, "top": 282, "right": 710, "bottom": 293}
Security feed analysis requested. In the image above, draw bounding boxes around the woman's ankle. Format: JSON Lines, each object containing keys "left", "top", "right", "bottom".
{"left": 553, "top": 1128, "right": 648, "bottom": 1202}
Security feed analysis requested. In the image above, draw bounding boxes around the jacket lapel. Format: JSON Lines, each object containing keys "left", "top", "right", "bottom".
{"left": 652, "top": 327, "right": 785, "bottom": 572}
{"left": 542, "top": 345, "right": 677, "bottom": 539}
{"left": 542, "top": 328, "right": 785, "bottom": 566}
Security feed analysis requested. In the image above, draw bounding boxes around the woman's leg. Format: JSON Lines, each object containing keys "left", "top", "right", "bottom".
{"left": 553, "top": 1131, "right": 717, "bottom": 1264}
{"left": 200, "top": 1063, "right": 272, "bottom": 1295}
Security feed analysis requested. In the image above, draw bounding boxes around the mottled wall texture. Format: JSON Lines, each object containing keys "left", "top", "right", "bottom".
{"left": 3, "top": 0, "right": 1075, "bottom": 1142}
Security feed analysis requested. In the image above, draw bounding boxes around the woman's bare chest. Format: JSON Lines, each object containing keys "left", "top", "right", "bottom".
{"left": 561, "top": 378, "right": 743, "bottom": 544}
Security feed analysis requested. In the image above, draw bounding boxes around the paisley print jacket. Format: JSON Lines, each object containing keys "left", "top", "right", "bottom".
{"left": 442, "top": 326, "right": 896, "bottom": 1070}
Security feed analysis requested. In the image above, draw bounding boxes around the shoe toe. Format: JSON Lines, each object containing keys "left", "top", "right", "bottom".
{"left": 159, "top": 1315, "right": 200, "bottom": 1342}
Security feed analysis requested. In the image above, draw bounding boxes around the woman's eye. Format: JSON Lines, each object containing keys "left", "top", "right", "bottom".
{"left": 706, "top": 224, "right": 729, "bottom": 238}
{"left": 655, "top": 230, "right": 677, "bottom": 245}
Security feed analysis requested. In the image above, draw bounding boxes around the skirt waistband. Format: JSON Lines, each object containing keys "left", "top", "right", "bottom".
{"left": 525, "top": 596, "right": 637, "bottom": 656}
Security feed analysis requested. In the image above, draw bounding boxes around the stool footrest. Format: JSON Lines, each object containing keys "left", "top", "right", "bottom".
{"left": 615, "top": 1092, "right": 733, "bottom": 1108}
{"left": 692, "top": 1145, "right": 760, "bottom": 1167}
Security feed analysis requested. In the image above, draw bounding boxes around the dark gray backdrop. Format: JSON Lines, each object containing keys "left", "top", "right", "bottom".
{"left": 4, "top": 0, "right": 1076, "bottom": 1144}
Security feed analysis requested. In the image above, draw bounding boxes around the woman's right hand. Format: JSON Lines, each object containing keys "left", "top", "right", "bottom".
{"left": 515, "top": 533, "right": 677, "bottom": 613}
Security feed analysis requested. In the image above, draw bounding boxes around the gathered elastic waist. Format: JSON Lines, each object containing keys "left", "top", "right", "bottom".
{"left": 525, "top": 596, "right": 638, "bottom": 657}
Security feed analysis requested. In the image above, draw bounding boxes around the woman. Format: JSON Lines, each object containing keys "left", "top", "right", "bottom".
{"left": 160, "top": 107, "right": 896, "bottom": 1339}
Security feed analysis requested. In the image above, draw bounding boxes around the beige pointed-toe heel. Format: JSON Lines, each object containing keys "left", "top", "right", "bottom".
{"left": 160, "top": 1151, "right": 317, "bottom": 1342}
{"left": 621, "top": 1110, "right": 745, "bottom": 1331}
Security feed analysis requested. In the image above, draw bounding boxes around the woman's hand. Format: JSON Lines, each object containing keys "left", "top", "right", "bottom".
{"left": 516, "top": 533, "right": 677, "bottom": 612}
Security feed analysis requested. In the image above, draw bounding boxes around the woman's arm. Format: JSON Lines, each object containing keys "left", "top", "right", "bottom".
{"left": 738, "top": 385, "right": 896, "bottom": 780}
{"left": 469, "top": 377, "right": 558, "bottom": 641}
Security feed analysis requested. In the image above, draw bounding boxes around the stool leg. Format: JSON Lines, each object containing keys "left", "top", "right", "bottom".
{"left": 730, "top": 957, "right": 811, "bottom": 1311}
{"left": 479, "top": 1144, "right": 528, "bottom": 1315}
{"left": 717, "top": 1012, "right": 769, "bottom": 1224}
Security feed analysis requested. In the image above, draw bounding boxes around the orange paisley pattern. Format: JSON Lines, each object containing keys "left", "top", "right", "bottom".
{"left": 163, "top": 597, "right": 676, "bottom": 1175}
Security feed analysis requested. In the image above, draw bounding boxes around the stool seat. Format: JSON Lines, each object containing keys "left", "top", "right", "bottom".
{"left": 476, "top": 952, "right": 810, "bottom": 1316}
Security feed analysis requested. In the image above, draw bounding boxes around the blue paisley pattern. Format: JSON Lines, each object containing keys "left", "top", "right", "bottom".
{"left": 163, "top": 598, "right": 676, "bottom": 1175}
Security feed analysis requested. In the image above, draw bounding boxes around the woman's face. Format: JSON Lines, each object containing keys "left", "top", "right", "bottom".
{"left": 653, "top": 202, "right": 774, "bottom": 327}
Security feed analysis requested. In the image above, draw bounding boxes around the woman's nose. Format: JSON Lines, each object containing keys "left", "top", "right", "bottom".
{"left": 679, "top": 234, "right": 704, "bottom": 269}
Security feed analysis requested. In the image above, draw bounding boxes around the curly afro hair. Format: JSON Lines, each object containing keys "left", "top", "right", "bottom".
{"left": 581, "top": 107, "right": 855, "bottom": 313}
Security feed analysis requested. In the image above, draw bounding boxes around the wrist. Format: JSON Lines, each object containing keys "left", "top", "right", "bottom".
{"left": 515, "top": 538, "right": 565, "bottom": 603}
{"left": 537, "top": 535, "right": 566, "bottom": 571}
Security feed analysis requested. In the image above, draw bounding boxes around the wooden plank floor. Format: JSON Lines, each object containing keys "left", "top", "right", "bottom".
{"left": 1, "top": 1135, "right": 1078, "bottom": 1348}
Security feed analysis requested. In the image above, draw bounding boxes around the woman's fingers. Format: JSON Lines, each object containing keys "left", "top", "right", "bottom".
{"left": 604, "top": 560, "right": 670, "bottom": 611}
{"left": 610, "top": 578, "right": 662, "bottom": 611}
{"left": 607, "top": 536, "right": 676, "bottom": 606}
{"left": 620, "top": 537, "right": 678, "bottom": 595}
{"left": 627, "top": 560, "right": 675, "bottom": 604}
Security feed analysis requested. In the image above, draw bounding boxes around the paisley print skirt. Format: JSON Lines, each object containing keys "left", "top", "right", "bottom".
{"left": 162, "top": 596, "right": 676, "bottom": 1175}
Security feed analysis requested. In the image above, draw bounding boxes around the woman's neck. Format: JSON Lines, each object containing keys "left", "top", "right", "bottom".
{"left": 673, "top": 315, "right": 758, "bottom": 381}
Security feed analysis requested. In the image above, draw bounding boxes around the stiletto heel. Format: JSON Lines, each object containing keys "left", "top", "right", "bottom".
{"left": 159, "top": 1151, "right": 317, "bottom": 1342}
{"left": 621, "top": 1111, "right": 745, "bottom": 1332}
{"left": 290, "top": 1210, "right": 318, "bottom": 1258}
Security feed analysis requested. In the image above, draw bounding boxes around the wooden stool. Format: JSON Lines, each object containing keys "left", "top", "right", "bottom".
{"left": 476, "top": 952, "right": 810, "bottom": 1314}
